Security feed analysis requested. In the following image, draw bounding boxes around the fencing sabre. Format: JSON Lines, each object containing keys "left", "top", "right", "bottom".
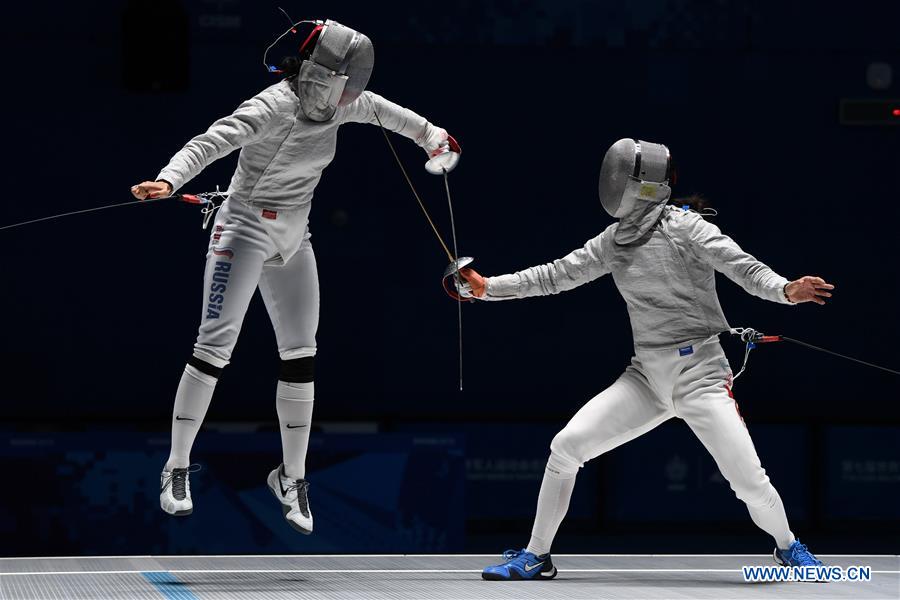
{"left": 372, "top": 111, "right": 469, "bottom": 391}
{"left": 729, "top": 327, "right": 900, "bottom": 381}
{"left": 0, "top": 190, "right": 227, "bottom": 232}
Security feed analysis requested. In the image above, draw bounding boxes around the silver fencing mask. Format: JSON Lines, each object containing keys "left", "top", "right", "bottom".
{"left": 297, "top": 19, "right": 374, "bottom": 122}
{"left": 598, "top": 138, "right": 674, "bottom": 218}
{"left": 599, "top": 138, "right": 675, "bottom": 244}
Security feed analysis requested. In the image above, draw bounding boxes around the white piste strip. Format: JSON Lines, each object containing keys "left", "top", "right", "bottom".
{"left": 1, "top": 554, "right": 896, "bottom": 560}
{"left": 1, "top": 569, "right": 898, "bottom": 577}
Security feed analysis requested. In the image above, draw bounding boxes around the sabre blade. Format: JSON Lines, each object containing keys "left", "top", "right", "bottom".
{"left": 372, "top": 110, "right": 471, "bottom": 391}
{"left": 372, "top": 111, "right": 470, "bottom": 391}
{"left": 443, "top": 168, "right": 465, "bottom": 392}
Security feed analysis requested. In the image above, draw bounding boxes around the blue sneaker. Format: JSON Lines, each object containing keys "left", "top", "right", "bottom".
{"left": 774, "top": 540, "right": 824, "bottom": 567}
{"left": 482, "top": 549, "right": 557, "bottom": 581}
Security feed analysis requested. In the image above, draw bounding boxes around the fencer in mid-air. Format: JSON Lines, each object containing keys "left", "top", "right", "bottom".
{"left": 131, "top": 19, "right": 456, "bottom": 534}
{"left": 455, "top": 139, "right": 835, "bottom": 580}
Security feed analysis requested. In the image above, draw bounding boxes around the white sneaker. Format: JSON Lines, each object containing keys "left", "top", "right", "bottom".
{"left": 267, "top": 464, "right": 313, "bottom": 534}
{"left": 160, "top": 466, "right": 197, "bottom": 516}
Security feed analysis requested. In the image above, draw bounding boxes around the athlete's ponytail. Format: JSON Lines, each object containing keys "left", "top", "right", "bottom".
{"left": 278, "top": 56, "right": 302, "bottom": 81}
{"left": 674, "top": 194, "right": 713, "bottom": 214}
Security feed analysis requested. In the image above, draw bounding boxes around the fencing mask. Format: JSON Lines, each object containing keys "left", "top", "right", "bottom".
{"left": 296, "top": 19, "right": 374, "bottom": 122}
{"left": 598, "top": 139, "right": 675, "bottom": 243}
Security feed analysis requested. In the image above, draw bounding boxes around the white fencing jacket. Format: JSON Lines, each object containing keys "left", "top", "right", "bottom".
{"left": 484, "top": 207, "right": 794, "bottom": 349}
{"left": 157, "top": 80, "right": 446, "bottom": 211}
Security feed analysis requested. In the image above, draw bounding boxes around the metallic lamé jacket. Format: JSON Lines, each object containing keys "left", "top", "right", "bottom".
{"left": 484, "top": 206, "right": 794, "bottom": 349}
{"left": 157, "top": 80, "right": 446, "bottom": 211}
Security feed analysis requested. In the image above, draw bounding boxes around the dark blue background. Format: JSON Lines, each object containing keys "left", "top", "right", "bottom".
{"left": 1, "top": 0, "right": 898, "bottom": 556}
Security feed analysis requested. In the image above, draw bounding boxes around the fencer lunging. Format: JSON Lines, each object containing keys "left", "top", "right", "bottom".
{"left": 458, "top": 139, "right": 835, "bottom": 581}
{"left": 132, "top": 19, "right": 455, "bottom": 533}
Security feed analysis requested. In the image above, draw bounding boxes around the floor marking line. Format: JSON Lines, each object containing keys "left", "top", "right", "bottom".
{"left": 141, "top": 571, "right": 200, "bottom": 600}
{"left": 2, "top": 568, "right": 898, "bottom": 577}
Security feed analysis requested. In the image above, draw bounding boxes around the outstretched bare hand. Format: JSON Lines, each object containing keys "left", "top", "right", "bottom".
{"left": 785, "top": 276, "right": 834, "bottom": 305}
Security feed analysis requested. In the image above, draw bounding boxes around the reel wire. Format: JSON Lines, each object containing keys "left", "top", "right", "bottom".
{"left": 1, "top": 197, "right": 167, "bottom": 232}
{"left": 729, "top": 327, "right": 900, "bottom": 381}
{"left": 444, "top": 169, "right": 464, "bottom": 391}
{"left": 0, "top": 191, "right": 226, "bottom": 233}
{"left": 780, "top": 335, "right": 900, "bottom": 376}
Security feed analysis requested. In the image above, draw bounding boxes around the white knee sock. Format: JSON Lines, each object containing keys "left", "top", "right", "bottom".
{"left": 276, "top": 381, "right": 314, "bottom": 480}
{"left": 526, "top": 453, "right": 579, "bottom": 556}
{"left": 166, "top": 365, "right": 217, "bottom": 470}
{"left": 747, "top": 486, "right": 796, "bottom": 550}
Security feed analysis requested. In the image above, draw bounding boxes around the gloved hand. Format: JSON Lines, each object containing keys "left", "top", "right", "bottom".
{"left": 131, "top": 180, "right": 173, "bottom": 200}
{"left": 421, "top": 127, "right": 449, "bottom": 155}
{"left": 423, "top": 127, "right": 461, "bottom": 174}
{"left": 458, "top": 267, "right": 486, "bottom": 299}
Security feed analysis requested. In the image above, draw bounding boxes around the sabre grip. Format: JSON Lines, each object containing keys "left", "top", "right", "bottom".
{"left": 177, "top": 194, "right": 203, "bottom": 204}
{"left": 758, "top": 335, "right": 783, "bottom": 343}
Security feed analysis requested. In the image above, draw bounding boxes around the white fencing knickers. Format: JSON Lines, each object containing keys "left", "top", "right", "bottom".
{"left": 527, "top": 336, "right": 794, "bottom": 555}
{"left": 194, "top": 198, "right": 319, "bottom": 367}
{"left": 165, "top": 198, "right": 318, "bottom": 471}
